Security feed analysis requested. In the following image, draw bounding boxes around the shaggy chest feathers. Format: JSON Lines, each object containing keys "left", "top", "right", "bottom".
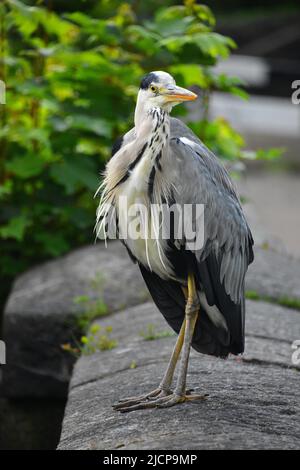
{"left": 99, "top": 108, "right": 175, "bottom": 279}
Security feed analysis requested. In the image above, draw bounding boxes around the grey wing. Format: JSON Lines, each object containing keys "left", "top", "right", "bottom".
{"left": 168, "top": 119, "right": 254, "bottom": 354}
{"left": 170, "top": 117, "right": 254, "bottom": 303}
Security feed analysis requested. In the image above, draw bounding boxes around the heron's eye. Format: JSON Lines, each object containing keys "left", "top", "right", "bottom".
{"left": 150, "top": 85, "right": 158, "bottom": 93}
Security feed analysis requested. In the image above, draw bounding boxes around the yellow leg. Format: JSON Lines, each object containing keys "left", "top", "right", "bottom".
{"left": 159, "top": 317, "right": 186, "bottom": 392}
{"left": 114, "top": 273, "right": 208, "bottom": 412}
{"left": 173, "top": 273, "right": 199, "bottom": 397}
{"left": 114, "top": 315, "right": 186, "bottom": 410}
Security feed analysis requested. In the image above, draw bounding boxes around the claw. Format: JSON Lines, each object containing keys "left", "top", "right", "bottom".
{"left": 115, "top": 392, "right": 208, "bottom": 413}
{"left": 113, "top": 388, "right": 171, "bottom": 410}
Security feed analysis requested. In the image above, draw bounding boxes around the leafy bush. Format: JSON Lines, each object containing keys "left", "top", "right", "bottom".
{"left": 0, "top": 0, "right": 278, "bottom": 306}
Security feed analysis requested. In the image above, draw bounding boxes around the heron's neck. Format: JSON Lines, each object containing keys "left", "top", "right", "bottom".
{"left": 134, "top": 95, "right": 171, "bottom": 129}
{"left": 144, "top": 107, "right": 170, "bottom": 159}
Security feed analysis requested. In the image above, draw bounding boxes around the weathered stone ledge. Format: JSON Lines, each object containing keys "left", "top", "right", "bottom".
{"left": 57, "top": 300, "right": 300, "bottom": 450}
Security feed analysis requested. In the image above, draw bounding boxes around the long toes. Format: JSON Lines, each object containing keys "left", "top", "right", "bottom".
{"left": 117, "top": 397, "right": 139, "bottom": 403}
{"left": 156, "top": 396, "right": 183, "bottom": 408}
{"left": 117, "top": 393, "right": 150, "bottom": 403}
{"left": 148, "top": 389, "right": 171, "bottom": 400}
{"left": 113, "top": 399, "right": 142, "bottom": 410}
{"left": 186, "top": 393, "right": 209, "bottom": 401}
{"left": 114, "top": 392, "right": 209, "bottom": 413}
{"left": 113, "top": 395, "right": 158, "bottom": 410}
{"left": 156, "top": 393, "right": 208, "bottom": 408}
{"left": 116, "top": 396, "right": 146, "bottom": 405}
{"left": 117, "top": 396, "right": 171, "bottom": 413}
{"left": 113, "top": 388, "right": 170, "bottom": 409}
{"left": 119, "top": 388, "right": 161, "bottom": 403}
{"left": 118, "top": 401, "right": 158, "bottom": 413}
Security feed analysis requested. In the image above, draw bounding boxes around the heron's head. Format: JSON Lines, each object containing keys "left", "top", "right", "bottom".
{"left": 136, "top": 71, "right": 197, "bottom": 114}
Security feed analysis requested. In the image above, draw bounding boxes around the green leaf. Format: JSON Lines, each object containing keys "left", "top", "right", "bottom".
{"left": 59, "top": 115, "right": 112, "bottom": 138}
{"left": 126, "top": 25, "right": 160, "bottom": 53}
{"left": 160, "top": 35, "right": 189, "bottom": 53}
{"left": 8, "top": 0, "right": 77, "bottom": 42}
{"left": 65, "top": 12, "right": 119, "bottom": 45}
{"left": 6, "top": 153, "right": 45, "bottom": 178}
{"left": 169, "top": 64, "right": 208, "bottom": 87}
{"left": 0, "top": 214, "right": 30, "bottom": 241}
{"left": 192, "top": 33, "right": 236, "bottom": 58}
{"left": 50, "top": 156, "right": 99, "bottom": 194}
{"left": 75, "top": 138, "right": 103, "bottom": 155}
{"left": 191, "top": 4, "right": 215, "bottom": 26}
{"left": 212, "top": 73, "right": 248, "bottom": 99}
{"left": 34, "top": 232, "right": 70, "bottom": 256}
{"left": 0, "top": 180, "right": 13, "bottom": 199}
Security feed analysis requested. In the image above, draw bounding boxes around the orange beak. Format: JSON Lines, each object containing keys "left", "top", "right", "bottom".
{"left": 164, "top": 85, "right": 198, "bottom": 102}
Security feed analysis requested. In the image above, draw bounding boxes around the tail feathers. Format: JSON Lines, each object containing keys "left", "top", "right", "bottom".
{"left": 139, "top": 265, "right": 232, "bottom": 358}
{"left": 197, "top": 253, "right": 245, "bottom": 355}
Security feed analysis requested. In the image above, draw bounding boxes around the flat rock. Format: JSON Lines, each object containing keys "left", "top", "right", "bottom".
{"left": 4, "top": 242, "right": 147, "bottom": 318}
{"left": 58, "top": 300, "right": 300, "bottom": 450}
{"left": 2, "top": 242, "right": 147, "bottom": 398}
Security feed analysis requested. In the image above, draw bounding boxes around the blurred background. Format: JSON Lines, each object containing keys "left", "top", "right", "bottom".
{"left": 0, "top": 0, "right": 299, "bottom": 449}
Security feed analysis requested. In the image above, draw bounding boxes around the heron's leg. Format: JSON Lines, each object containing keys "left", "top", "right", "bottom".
{"left": 115, "top": 274, "right": 208, "bottom": 413}
{"left": 159, "top": 275, "right": 201, "bottom": 407}
{"left": 156, "top": 286, "right": 189, "bottom": 393}
{"left": 157, "top": 316, "right": 186, "bottom": 392}
{"left": 113, "top": 318, "right": 186, "bottom": 409}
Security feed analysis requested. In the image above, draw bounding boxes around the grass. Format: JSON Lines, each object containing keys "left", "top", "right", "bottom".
{"left": 277, "top": 296, "right": 300, "bottom": 311}
{"left": 73, "top": 273, "right": 108, "bottom": 331}
{"left": 62, "top": 324, "right": 117, "bottom": 357}
{"left": 74, "top": 295, "right": 108, "bottom": 330}
{"left": 80, "top": 324, "right": 117, "bottom": 355}
{"left": 129, "top": 360, "right": 137, "bottom": 369}
{"left": 140, "top": 323, "right": 175, "bottom": 341}
{"left": 62, "top": 273, "right": 114, "bottom": 357}
{"left": 246, "top": 290, "right": 300, "bottom": 311}
{"left": 245, "top": 290, "right": 261, "bottom": 301}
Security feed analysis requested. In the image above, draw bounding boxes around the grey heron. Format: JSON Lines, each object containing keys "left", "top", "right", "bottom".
{"left": 96, "top": 71, "right": 254, "bottom": 412}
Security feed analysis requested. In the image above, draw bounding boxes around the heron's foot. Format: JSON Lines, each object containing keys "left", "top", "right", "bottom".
{"left": 113, "top": 387, "right": 172, "bottom": 410}
{"left": 114, "top": 391, "right": 208, "bottom": 413}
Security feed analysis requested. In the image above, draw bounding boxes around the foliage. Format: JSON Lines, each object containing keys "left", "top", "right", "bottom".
{"left": 245, "top": 290, "right": 261, "bottom": 301}
{"left": 61, "top": 323, "right": 117, "bottom": 357}
{"left": 277, "top": 296, "right": 300, "bottom": 311}
{"left": 0, "top": 0, "right": 281, "bottom": 306}
{"left": 73, "top": 273, "right": 108, "bottom": 330}
{"left": 245, "top": 290, "right": 300, "bottom": 311}
{"left": 129, "top": 360, "right": 137, "bottom": 369}
{"left": 74, "top": 295, "right": 108, "bottom": 330}
{"left": 140, "top": 323, "right": 175, "bottom": 341}
{"left": 81, "top": 324, "right": 117, "bottom": 354}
